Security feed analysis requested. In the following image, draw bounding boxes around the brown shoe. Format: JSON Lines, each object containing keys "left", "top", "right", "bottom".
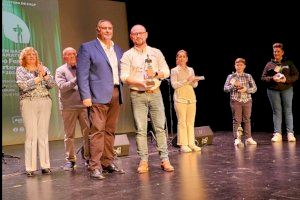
{"left": 161, "top": 160, "right": 174, "bottom": 172}
{"left": 137, "top": 160, "right": 149, "bottom": 174}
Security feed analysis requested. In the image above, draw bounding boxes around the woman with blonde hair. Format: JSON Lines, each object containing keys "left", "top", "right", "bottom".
{"left": 16, "top": 47, "right": 56, "bottom": 177}
{"left": 171, "top": 50, "right": 201, "bottom": 153}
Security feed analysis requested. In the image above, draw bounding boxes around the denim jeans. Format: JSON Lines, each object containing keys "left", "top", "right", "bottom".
{"left": 267, "top": 87, "right": 294, "bottom": 134}
{"left": 130, "top": 91, "right": 169, "bottom": 162}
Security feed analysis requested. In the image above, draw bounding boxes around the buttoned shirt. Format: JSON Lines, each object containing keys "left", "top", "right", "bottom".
{"left": 224, "top": 72, "right": 257, "bottom": 103}
{"left": 98, "top": 38, "right": 119, "bottom": 85}
{"left": 120, "top": 45, "right": 170, "bottom": 91}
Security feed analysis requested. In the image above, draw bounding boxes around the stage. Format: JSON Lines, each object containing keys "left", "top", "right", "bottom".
{"left": 2, "top": 132, "right": 300, "bottom": 200}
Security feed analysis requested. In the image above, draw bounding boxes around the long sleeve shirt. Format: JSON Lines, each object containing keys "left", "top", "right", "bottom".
{"left": 55, "top": 63, "right": 86, "bottom": 110}
{"left": 261, "top": 58, "right": 299, "bottom": 91}
{"left": 16, "top": 66, "right": 56, "bottom": 101}
{"left": 120, "top": 45, "right": 170, "bottom": 91}
{"left": 171, "top": 66, "right": 198, "bottom": 103}
{"left": 224, "top": 72, "right": 257, "bottom": 103}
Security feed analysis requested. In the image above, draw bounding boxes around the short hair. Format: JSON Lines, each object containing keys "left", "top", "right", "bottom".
{"left": 273, "top": 42, "right": 283, "bottom": 50}
{"left": 96, "top": 19, "right": 113, "bottom": 31}
{"left": 63, "top": 47, "right": 76, "bottom": 56}
{"left": 235, "top": 58, "right": 246, "bottom": 64}
{"left": 19, "top": 47, "right": 40, "bottom": 67}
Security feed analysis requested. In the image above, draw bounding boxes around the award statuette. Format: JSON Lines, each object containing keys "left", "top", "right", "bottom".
{"left": 144, "top": 54, "right": 155, "bottom": 87}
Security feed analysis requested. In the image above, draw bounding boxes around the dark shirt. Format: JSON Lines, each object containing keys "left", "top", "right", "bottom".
{"left": 261, "top": 58, "right": 299, "bottom": 91}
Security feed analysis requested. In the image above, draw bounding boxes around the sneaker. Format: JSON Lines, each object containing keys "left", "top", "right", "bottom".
{"left": 234, "top": 138, "right": 243, "bottom": 146}
{"left": 41, "top": 168, "right": 52, "bottom": 175}
{"left": 26, "top": 171, "right": 35, "bottom": 177}
{"left": 180, "top": 145, "right": 192, "bottom": 153}
{"left": 189, "top": 145, "right": 201, "bottom": 152}
{"left": 245, "top": 137, "right": 257, "bottom": 145}
{"left": 90, "top": 169, "right": 105, "bottom": 180}
{"left": 271, "top": 133, "right": 282, "bottom": 142}
{"left": 161, "top": 160, "right": 174, "bottom": 172}
{"left": 137, "top": 160, "right": 149, "bottom": 174}
{"left": 287, "top": 132, "right": 296, "bottom": 142}
{"left": 63, "top": 161, "right": 75, "bottom": 171}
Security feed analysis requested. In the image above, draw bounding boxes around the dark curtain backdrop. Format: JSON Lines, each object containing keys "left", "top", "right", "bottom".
{"left": 122, "top": 1, "right": 300, "bottom": 135}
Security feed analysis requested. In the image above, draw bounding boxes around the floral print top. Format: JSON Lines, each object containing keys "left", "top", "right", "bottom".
{"left": 16, "top": 66, "right": 56, "bottom": 101}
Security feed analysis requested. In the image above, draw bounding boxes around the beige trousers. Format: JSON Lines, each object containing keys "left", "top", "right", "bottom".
{"left": 174, "top": 102, "right": 196, "bottom": 146}
{"left": 20, "top": 97, "right": 52, "bottom": 171}
{"left": 62, "top": 109, "right": 90, "bottom": 162}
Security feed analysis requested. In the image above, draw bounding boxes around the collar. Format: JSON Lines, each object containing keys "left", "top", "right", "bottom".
{"left": 67, "top": 63, "right": 76, "bottom": 69}
{"left": 177, "top": 65, "right": 189, "bottom": 71}
{"left": 133, "top": 45, "right": 148, "bottom": 53}
{"left": 97, "top": 38, "right": 114, "bottom": 50}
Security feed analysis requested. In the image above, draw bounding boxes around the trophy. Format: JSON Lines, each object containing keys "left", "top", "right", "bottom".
{"left": 144, "top": 54, "right": 155, "bottom": 87}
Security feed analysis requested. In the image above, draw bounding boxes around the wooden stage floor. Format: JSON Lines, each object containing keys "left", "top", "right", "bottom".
{"left": 2, "top": 132, "right": 300, "bottom": 200}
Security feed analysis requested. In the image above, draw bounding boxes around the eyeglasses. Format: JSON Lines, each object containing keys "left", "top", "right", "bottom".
{"left": 131, "top": 32, "right": 146, "bottom": 36}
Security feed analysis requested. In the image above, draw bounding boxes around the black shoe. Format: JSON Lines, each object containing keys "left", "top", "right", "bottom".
{"left": 26, "top": 171, "right": 35, "bottom": 177}
{"left": 63, "top": 161, "right": 75, "bottom": 171}
{"left": 102, "top": 163, "right": 125, "bottom": 174}
{"left": 90, "top": 169, "right": 105, "bottom": 180}
{"left": 41, "top": 168, "right": 52, "bottom": 175}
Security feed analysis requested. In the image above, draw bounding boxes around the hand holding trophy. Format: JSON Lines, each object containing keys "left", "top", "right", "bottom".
{"left": 230, "top": 78, "right": 243, "bottom": 90}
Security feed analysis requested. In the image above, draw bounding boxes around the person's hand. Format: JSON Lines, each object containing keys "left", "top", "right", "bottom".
{"left": 238, "top": 86, "right": 247, "bottom": 93}
{"left": 136, "top": 80, "right": 148, "bottom": 88}
{"left": 273, "top": 73, "right": 286, "bottom": 83}
{"left": 187, "top": 75, "right": 195, "bottom": 83}
{"left": 234, "top": 80, "right": 241, "bottom": 87}
{"left": 34, "top": 76, "right": 43, "bottom": 84}
{"left": 83, "top": 99, "right": 92, "bottom": 107}
{"left": 279, "top": 76, "right": 286, "bottom": 83}
{"left": 37, "top": 64, "right": 46, "bottom": 77}
{"left": 234, "top": 80, "right": 244, "bottom": 90}
{"left": 43, "top": 74, "right": 50, "bottom": 81}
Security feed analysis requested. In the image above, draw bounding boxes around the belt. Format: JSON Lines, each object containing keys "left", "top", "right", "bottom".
{"left": 130, "top": 88, "right": 160, "bottom": 94}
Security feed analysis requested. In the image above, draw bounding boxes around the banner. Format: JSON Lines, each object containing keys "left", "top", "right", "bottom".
{"left": 2, "top": 0, "right": 63, "bottom": 145}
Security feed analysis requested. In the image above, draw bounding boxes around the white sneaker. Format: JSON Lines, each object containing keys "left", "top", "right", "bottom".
{"left": 189, "top": 145, "right": 201, "bottom": 152}
{"left": 245, "top": 137, "right": 257, "bottom": 145}
{"left": 180, "top": 145, "right": 192, "bottom": 153}
{"left": 271, "top": 133, "right": 282, "bottom": 142}
{"left": 234, "top": 138, "right": 243, "bottom": 146}
{"left": 287, "top": 132, "right": 296, "bottom": 142}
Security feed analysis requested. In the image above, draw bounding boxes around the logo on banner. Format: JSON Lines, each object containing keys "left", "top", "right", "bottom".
{"left": 2, "top": 11, "right": 30, "bottom": 43}
{"left": 12, "top": 116, "right": 23, "bottom": 124}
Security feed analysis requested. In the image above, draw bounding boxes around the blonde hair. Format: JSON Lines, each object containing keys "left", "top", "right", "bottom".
{"left": 176, "top": 49, "right": 188, "bottom": 58}
{"left": 19, "top": 47, "right": 40, "bottom": 67}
